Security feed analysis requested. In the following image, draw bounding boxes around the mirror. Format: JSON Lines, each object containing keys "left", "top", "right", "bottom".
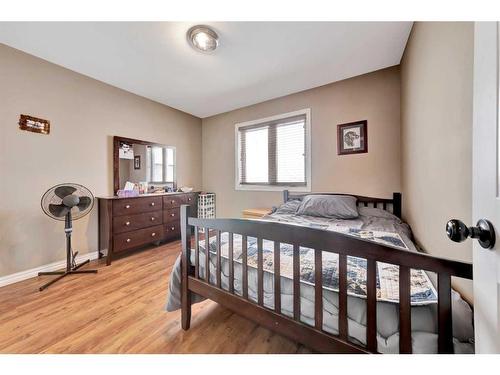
{"left": 113, "top": 136, "right": 176, "bottom": 194}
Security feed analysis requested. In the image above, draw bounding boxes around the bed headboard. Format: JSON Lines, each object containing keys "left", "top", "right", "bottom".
{"left": 283, "top": 190, "right": 402, "bottom": 218}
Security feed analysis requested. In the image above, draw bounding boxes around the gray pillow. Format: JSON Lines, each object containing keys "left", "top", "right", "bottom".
{"left": 296, "top": 195, "right": 359, "bottom": 219}
{"left": 358, "top": 206, "right": 401, "bottom": 221}
{"left": 274, "top": 200, "right": 301, "bottom": 215}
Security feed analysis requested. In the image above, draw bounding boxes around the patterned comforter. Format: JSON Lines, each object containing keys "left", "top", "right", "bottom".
{"left": 205, "top": 230, "right": 437, "bottom": 305}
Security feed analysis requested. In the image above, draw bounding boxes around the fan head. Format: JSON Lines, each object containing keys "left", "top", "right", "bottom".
{"left": 41, "top": 183, "right": 94, "bottom": 221}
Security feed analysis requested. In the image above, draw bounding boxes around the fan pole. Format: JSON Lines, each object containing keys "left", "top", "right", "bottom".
{"left": 65, "top": 211, "right": 72, "bottom": 272}
{"left": 38, "top": 211, "right": 98, "bottom": 291}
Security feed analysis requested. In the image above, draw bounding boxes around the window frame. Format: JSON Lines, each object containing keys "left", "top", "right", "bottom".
{"left": 234, "top": 108, "right": 311, "bottom": 192}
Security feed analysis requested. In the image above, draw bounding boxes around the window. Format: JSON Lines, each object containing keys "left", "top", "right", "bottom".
{"left": 151, "top": 146, "right": 164, "bottom": 182}
{"left": 166, "top": 148, "right": 175, "bottom": 182}
{"left": 235, "top": 109, "right": 311, "bottom": 191}
{"left": 146, "top": 146, "right": 176, "bottom": 183}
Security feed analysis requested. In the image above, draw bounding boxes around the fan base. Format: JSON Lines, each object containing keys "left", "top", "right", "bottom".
{"left": 38, "top": 259, "right": 97, "bottom": 291}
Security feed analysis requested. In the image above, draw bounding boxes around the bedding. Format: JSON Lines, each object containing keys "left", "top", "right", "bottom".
{"left": 295, "top": 194, "right": 359, "bottom": 219}
{"left": 165, "top": 206, "right": 474, "bottom": 354}
{"left": 272, "top": 199, "right": 301, "bottom": 215}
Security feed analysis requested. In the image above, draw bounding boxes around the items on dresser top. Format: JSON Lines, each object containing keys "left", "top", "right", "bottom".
{"left": 97, "top": 191, "right": 198, "bottom": 265}
{"left": 117, "top": 189, "right": 139, "bottom": 198}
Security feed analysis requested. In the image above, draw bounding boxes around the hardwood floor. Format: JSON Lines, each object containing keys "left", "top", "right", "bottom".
{"left": 0, "top": 242, "right": 311, "bottom": 354}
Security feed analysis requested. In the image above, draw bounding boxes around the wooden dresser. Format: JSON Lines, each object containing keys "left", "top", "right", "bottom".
{"left": 98, "top": 192, "right": 198, "bottom": 265}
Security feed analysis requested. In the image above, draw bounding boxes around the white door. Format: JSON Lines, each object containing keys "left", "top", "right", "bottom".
{"left": 472, "top": 22, "right": 500, "bottom": 353}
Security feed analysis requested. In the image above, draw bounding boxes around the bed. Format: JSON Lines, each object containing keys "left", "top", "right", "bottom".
{"left": 166, "top": 191, "right": 474, "bottom": 354}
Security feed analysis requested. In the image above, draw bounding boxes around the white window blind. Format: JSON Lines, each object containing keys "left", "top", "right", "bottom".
{"left": 166, "top": 147, "right": 175, "bottom": 182}
{"left": 152, "top": 146, "right": 163, "bottom": 182}
{"left": 237, "top": 112, "right": 308, "bottom": 187}
{"left": 147, "top": 146, "right": 175, "bottom": 183}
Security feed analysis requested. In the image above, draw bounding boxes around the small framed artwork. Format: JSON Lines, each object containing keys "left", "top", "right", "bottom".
{"left": 337, "top": 120, "right": 368, "bottom": 155}
{"left": 19, "top": 114, "right": 50, "bottom": 135}
{"left": 134, "top": 155, "right": 141, "bottom": 169}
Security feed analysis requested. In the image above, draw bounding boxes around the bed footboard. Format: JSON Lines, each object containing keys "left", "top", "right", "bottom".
{"left": 179, "top": 205, "right": 472, "bottom": 354}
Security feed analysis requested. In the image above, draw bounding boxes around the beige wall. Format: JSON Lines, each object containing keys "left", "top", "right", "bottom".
{"left": 202, "top": 66, "right": 401, "bottom": 218}
{"left": 0, "top": 44, "right": 202, "bottom": 277}
{"left": 400, "top": 22, "right": 474, "bottom": 301}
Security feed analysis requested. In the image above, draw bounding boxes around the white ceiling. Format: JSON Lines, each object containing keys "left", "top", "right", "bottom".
{"left": 0, "top": 22, "right": 412, "bottom": 118}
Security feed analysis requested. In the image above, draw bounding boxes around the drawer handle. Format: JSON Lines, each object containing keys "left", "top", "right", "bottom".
{"left": 188, "top": 198, "right": 192, "bottom": 201}
{"left": 151, "top": 202, "right": 155, "bottom": 206}
{"left": 170, "top": 213, "right": 175, "bottom": 217}
{"left": 151, "top": 217, "right": 155, "bottom": 221}
{"left": 171, "top": 226, "right": 175, "bottom": 231}
{"left": 151, "top": 232, "right": 156, "bottom": 237}
{"left": 125, "top": 221, "right": 130, "bottom": 226}
{"left": 126, "top": 238, "right": 131, "bottom": 243}
{"left": 125, "top": 204, "right": 130, "bottom": 209}
{"left": 171, "top": 200, "right": 175, "bottom": 204}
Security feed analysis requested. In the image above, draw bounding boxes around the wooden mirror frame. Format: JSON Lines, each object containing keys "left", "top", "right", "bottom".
{"left": 113, "top": 135, "right": 177, "bottom": 194}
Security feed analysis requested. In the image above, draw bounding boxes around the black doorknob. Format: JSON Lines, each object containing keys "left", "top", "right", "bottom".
{"left": 446, "top": 219, "right": 496, "bottom": 249}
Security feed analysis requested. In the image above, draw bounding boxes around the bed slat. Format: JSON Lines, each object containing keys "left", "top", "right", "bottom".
{"left": 314, "top": 249, "right": 323, "bottom": 330}
{"left": 438, "top": 273, "right": 453, "bottom": 353}
{"left": 338, "top": 254, "right": 348, "bottom": 340}
{"left": 181, "top": 207, "right": 192, "bottom": 330}
{"left": 293, "top": 244, "right": 300, "bottom": 321}
{"left": 205, "top": 228, "right": 210, "bottom": 284}
{"left": 229, "top": 233, "right": 234, "bottom": 294}
{"left": 366, "top": 259, "right": 377, "bottom": 352}
{"left": 399, "top": 265, "right": 412, "bottom": 354}
{"left": 274, "top": 241, "right": 281, "bottom": 313}
{"left": 242, "top": 235, "right": 248, "bottom": 299}
{"left": 216, "top": 230, "right": 222, "bottom": 288}
{"left": 194, "top": 226, "right": 200, "bottom": 279}
{"left": 257, "top": 238, "right": 264, "bottom": 306}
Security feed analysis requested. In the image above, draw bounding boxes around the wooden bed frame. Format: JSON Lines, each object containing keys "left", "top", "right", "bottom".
{"left": 179, "top": 191, "right": 473, "bottom": 354}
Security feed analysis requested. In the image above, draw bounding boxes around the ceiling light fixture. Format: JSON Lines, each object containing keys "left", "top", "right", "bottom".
{"left": 187, "top": 25, "right": 219, "bottom": 53}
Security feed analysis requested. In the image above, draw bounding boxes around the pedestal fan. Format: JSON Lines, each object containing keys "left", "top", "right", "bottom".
{"left": 38, "top": 183, "right": 98, "bottom": 291}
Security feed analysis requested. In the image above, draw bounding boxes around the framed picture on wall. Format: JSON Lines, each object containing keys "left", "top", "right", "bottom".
{"left": 337, "top": 120, "right": 368, "bottom": 155}
{"left": 134, "top": 155, "right": 141, "bottom": 169}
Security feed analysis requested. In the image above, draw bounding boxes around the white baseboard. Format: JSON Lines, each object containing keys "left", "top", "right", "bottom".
{"left": 0, "top": 252, "right": 100, "bottom": 288}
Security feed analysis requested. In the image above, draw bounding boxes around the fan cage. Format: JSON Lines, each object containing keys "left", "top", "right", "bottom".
{"left": 41, "top": 183, "right": 95, "bottom": 221}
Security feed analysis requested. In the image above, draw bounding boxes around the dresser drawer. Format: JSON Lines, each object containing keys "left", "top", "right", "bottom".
{"left": 163, "top": 207, "right": 180, "bottom": 223}
{"left": 113, "top": 225, "right": 164, "bottom": 252}
{"left": 113, "top": 211, "right": 163, "bottom": 234}
{"left": 113, "top": 196, "right": 162, "bottom": 216}
{"left": 165, "top": 222, "right": 181, "bottom": 239}
{"left": 163, "top": 195, "right": 184, "bottom": 209}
